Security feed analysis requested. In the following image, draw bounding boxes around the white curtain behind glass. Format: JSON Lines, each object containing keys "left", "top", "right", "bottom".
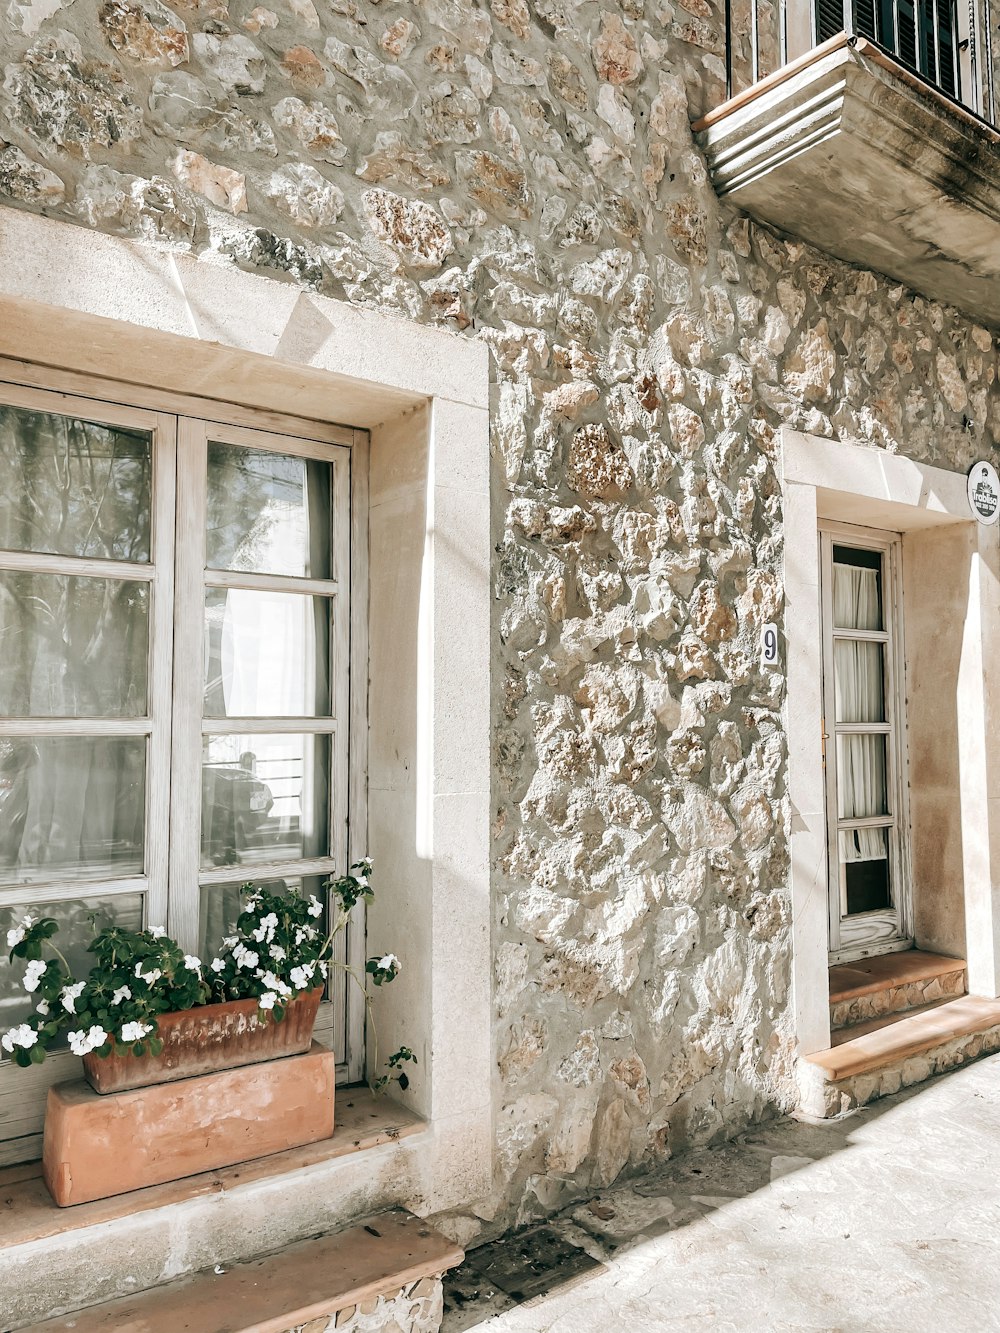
{"left": 220, "top": 590, "right": 306, "bottom": 716}
{"left": 833, "top": 564, "right": 880, "bottom": 630}
{"left": 833, "top": 562, "right": 886, "bottom": 864}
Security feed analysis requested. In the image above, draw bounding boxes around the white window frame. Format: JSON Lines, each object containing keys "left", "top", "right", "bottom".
{"left": 0, "top": 372, "right": 369, "bottom": 1165}
{"left": 819, "top": 520, "right": 913, "bottom": 963}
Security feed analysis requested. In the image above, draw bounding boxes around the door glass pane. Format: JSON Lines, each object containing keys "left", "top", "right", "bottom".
{"left": 832, "top": 546, "right": 883, "bottom": 630}
{"left": 203, "top": 589, "right": 330, "bottom": 717}
{"left": 0, "top": 406, "right": 151, "bottom": 562}
{"left": 0, "top": 893, "right": 143, "bottom": 1053}
{"left": 201, "top": 733, "right": 330, "bottom": 869}
{"left": 0, "top": 737, "right": 146, "bottom": 885}
{"left": 0, "top": 572, "right": 149, "bottom": 717}
{"left": 833, "top": 640, "right": 885, "bottom": 724}
{"left": 199, "top": 874, "right": 327, "bottom": 960}
{"left": 206, "top": 444, "right": 332, "bottom": 580}
{"left": 839, "top": 827, "right": 891, "bottom": 914}
{"left": 836, "top": 734, "right": 888, "bottom": 819}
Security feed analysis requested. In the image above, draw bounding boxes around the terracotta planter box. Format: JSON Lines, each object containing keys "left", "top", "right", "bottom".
{"left": 44, "top": 1043, "right": 336, "bottom": 1206}
{"left": 82, "top": 988, "right": 323, "bottom": 1094}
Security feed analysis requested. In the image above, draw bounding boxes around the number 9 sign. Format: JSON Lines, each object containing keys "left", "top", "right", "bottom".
{"left": 761, "top": 623, "right": 779, "bottom": 667}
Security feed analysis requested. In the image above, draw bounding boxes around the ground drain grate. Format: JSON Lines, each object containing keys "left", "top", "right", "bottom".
{"left": 442, "top": 1223, "right": 605, "bottom": 1328}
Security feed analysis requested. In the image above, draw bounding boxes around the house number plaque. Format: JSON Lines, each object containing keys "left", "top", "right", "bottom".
{"left": 761, "top": 622, "right": 779, "bottom": 667}
{"left": 968, "top": 461, "right": 1000, "bottom": 525}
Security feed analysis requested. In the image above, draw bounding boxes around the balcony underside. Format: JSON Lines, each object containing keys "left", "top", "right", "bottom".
{"left": 694, "top": 37, "right": 1000, "bottom": 328}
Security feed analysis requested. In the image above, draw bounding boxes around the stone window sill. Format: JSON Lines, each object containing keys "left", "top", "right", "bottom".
{"left": 0, "top": 1088, "right": 424, "bottom": 1252}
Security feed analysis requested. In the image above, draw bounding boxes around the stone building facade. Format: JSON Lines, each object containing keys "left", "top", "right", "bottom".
{"left": 0, "top": 0, "right": 999, "bottom": 1322}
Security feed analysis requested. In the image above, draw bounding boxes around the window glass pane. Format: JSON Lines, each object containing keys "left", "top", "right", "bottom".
{"left": 0, "top": 572, "right": 148, "bottom": 717}
{"left": 0, "top": 737, "right": 145, "bottom": 885}
{"left": 203, "top": 589, "right": 330, "bottom": 718}
{"left": 832, "top": 546, "right": 883, "bottom": 630}
{"left": 206, "top": 445, "right": 331, "bottom": 580}
{"left": 839, "top": 827, "right": 891, "bottom": 914}
{"left": 201, "top": 733, "right": 330, "bottom": 869}
{"left": 0, "top": 406, "right": 151, "bottom": 562}
{"left": 836, "top": 734, "right": 888, "bottom": 819}
{"left": 0, "top": 893, "right": 143, "bottom": 1054}
{"left": 833, "top": 640, "right": 885, "bottom": 724}
{"left": 199, "top": 874, "right": 327, "bottom": 961}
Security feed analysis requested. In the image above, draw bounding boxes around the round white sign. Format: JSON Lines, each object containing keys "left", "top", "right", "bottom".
{"left": 968, "top": 461, "right": 1000, "bottom": 525}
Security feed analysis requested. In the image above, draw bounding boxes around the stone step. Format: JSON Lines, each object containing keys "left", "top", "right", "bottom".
{"left": 22, "top": 1210, "right": 463, "bottom": 1333}
{"left": 799, "top": 994, "right": 1000, "bottom": 1118}
{"left": 828, "top": 949, "right": 966, "bottom": 1030}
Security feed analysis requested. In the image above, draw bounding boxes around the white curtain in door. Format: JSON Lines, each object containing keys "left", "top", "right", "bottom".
{"left": 833, "top": 564, "right": 880, "bottom": 630}
{"left": 833, "top": 562, "right": 887, "bottom": 863}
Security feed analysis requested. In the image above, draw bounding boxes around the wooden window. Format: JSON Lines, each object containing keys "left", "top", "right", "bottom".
{"left": 820, "top": 523, "right": 912, "bottom": 962}
{"left": 0, "top": 380, "right": 367, "bottom": 1165}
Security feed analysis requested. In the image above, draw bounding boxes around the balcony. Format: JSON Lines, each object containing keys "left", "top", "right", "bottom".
{"left": 693, "top": 0, "right": 1000, "bottom": 326}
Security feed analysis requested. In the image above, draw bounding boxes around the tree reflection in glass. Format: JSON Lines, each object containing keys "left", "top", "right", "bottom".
{"left": 0, "top": 407, "right": 151, "bottom": 562}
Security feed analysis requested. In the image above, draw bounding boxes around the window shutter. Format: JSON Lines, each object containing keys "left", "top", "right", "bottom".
{"left": 815, "top": 0, "right": 877, "bottom": 44}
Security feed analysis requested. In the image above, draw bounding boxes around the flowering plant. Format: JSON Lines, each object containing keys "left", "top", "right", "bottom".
{"left": 1, "top": 859, "right": 415, "bottom": 1093}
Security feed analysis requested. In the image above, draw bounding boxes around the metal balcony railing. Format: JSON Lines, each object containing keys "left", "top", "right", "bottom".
{"left": 719, "top": 0, "right": 998, "bottom": 128}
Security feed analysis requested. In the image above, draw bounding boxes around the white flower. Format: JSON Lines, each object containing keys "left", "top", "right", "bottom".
{"left": 376, "top": 954, "right": 400, "bottom": 974}
{"left": 232, "top": 944, "right": 258, "bottom": 970}
{"left": 22, "top": 959, "right": 46, "bottom": 993}
{"left": 119, "top": 1021, "right": 152, "bottom": 1043}
{"left": 270, "top": 945, "right": 286, "bottom": 962}
{"left": 60, "top": 981, "right": 85, "bottom": 1014}
{"left": 183, "top": 955, "right": 201, "bottom": 973}
{"left": 1, "top": 1023, "right": 38, "bottom": 1053}
{"left": 210, "top": 957, "right": 226, "bottom": 973}
{"left": 149, "top": 926, "right": 166, "bottom": 938}
{"left": 252, "top": 913, "right": 278, "bottom": 944}
{"left": 260, "top": 970, "right": 291, "bottom": 998}
{"left": 317, "top": 960, "right": 328, "bottom": 978}
{"left": 222, "top": 936, "right": 237, "bottom": 949}
{"left": 36, "top": 999, "right": 49, "bottom": 1016}
{"left": 111, "top": 986, "right": 132, "bottom": 1006}
{"left": 68, "top": 1025, "right": 108, "bottom": 1056}
{"left": 6, "top": 914, "right": 35, "bottom": 949}
{"left": 258, "top": 991, "right": 277, "bottom": 1010}
{"left": 307, "top": 895, "right": 323, "bottom": 918}
{"left": 294, "top": 925, "right": 317, "bottom": 945}
{"left": 289, "top": 963, "right": 315, "bottom": 990}
{"left": 134, "top": 963, "right": 162, "bottom": 984}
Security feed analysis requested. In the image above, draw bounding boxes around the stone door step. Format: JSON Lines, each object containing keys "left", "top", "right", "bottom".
{"left": 23, "top": 1210, "right": 463, "bottom": 1333}
{"left": 828, "top": 949, "right": 966, "bottom": 1031}
{"left": 799, "top": 994, "right": 1000, "bottom": 1118}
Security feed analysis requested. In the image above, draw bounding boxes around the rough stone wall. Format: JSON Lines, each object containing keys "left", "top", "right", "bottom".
{"left": 0, "top": 0, "right": 998, "bottom": 1241}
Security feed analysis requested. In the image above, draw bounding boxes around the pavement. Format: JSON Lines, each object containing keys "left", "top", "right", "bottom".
{"left": 442, "top": 1053, "right": 1000, "bottom": 1332}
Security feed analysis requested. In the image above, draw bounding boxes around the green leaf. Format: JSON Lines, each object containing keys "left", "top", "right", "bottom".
{"left": 28, "top": 1045, "right": 46, "bottom": 1065}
